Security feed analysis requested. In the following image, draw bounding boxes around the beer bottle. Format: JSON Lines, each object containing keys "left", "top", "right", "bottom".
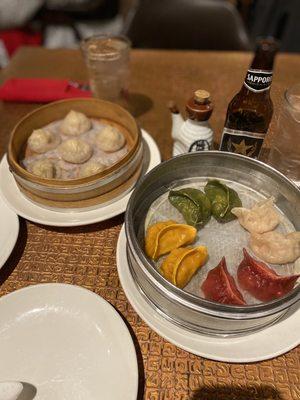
{"left": 220, "top": 38, "right": 278, "bottom": 158}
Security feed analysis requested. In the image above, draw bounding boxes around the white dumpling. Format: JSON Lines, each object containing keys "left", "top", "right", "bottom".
{"left": 28, "top": 158, "right": 61, "bottom": 179}
{"left": 95, "top": 126, "right": 126, "bottom": 152}
{"left": 58, "top": 139, "right": 93, "bottom": 164}
{"left": 250, "top": 231, "right": 300, "bottom": 264}
{"left": 79, "top": 161, "right": 106, "bottom": 178}
{"left": 28, "top": 129, "right": 61, "bottom": 154}
{"left": 232, "top": 197, "right": 280, "bottom": 234}
{"left": 61, "top": 110, "right": 91, "bottom": 136}
{"left": 295, "top": 257, "right": 300, "bottom": 274}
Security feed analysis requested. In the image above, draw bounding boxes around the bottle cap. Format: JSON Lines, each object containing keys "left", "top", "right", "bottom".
{"left": 194, "top": 90, "right": 211, "bottom": 104}
{"left": 256, "top": 37, "right": 280, "bottom": 52}
{"left": 186, "top": 89, "right": 213, "bottom": 121}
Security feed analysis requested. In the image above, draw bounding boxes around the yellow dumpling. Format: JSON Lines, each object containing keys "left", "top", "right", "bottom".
{"left": 160, "top": 246, "right": 208, "bottom": 288}
{"left": 145, "top": 220, "right": 197, "bottom": 260}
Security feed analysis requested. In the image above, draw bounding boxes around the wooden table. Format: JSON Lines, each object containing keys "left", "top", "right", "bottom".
{"left": 0, "top": 47, "right": 299, "bottom": 400}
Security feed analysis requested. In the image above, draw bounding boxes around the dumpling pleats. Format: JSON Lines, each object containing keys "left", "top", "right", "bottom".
{"left": 160, "top": 246, "right": 208, "bottom": 288}
{"left": 237, "top": 248, "right": 299, "bottom": 301}
{"left": 145, "top": 221, "right": 197, "bottom": 260}
{"left": 61, "top": 110, "right": 91, "bottom": 136}
{"left": 201, "top": 257, "right": 246, "bottom": 305}
{"left": 204, "top": 180, "right": 242, "bottom": 223}
{"left": 168, "top": 188, "right": 211, "bottom": 229}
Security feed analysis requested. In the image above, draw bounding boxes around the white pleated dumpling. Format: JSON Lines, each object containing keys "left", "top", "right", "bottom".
{"left": 95, "top": 126, "right": 126, "bottom": 152}
{"left": 28, "top": 129, "right": 61, "bottom": 154}
{"left": 61, "top": 110, "right": 91, "bottom": 136}
{"left": 28, "top": 158, "right": 61, "bottom": 179}
{"left": 58, "top": 139, "right": 93, "bottom": 164}
{"left": 250, "top": 231, "right": 300, "bottom": 264}
{"left": 79, "top": 161, "right": 106, "bottom": 178}
{"left": 231, "top": 197, "right": 280, "bottom": 234}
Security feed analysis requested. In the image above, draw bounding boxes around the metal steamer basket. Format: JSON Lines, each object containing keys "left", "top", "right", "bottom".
{"left": 125, "top": 152, "right": 300, "bottom": 336}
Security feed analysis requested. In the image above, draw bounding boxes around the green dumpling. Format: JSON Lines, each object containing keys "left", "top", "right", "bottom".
{"left": 168, "top": 188, "right": 211, "bottom": 229}
{"left": 204, "top": 179, "right": 242, "bottom": 222}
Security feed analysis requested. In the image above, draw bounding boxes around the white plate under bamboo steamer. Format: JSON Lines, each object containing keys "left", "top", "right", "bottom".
{"left": 0, "top": 130, "right": 160, "bottom": 227}
{"left": 0, "top": 283, "right": 138, "bottom": 400}
{"left": 116, "top": 226, "right": 300, "bottom": 363}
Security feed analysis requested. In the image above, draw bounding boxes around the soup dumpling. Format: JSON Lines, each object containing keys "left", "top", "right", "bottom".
{"left": 28, "top": 158, "right": 61, "bottom": 179}
{"left": 61, "top": 110, "right": 91, "bottom": 136}
{"left": 96, "top": 126, "right": 126, "bottom": 152}
{"left": 58, "top": 139, "right": 93, "bottom": 164}
{"left": 79, "top": 161, "right": 106, "bottom": 177}
{"left": 28, "top": 129, "right": 61, "bottom": 154}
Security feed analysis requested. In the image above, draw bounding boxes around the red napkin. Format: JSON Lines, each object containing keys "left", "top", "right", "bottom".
{"left": 0, "top": 78, "right": 92, "bottom": 102}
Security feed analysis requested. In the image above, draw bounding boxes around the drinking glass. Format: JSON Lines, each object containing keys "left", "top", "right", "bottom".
{"left": 81, "top": 34, "right": 131, "bottom": 104}
{"left": 268, "top": 84, "right": 300, "bottom": 185}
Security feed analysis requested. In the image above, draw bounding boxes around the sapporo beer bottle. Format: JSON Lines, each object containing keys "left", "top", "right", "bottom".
{"left": 220, "top": 38, "right": 278, "bottom": 158}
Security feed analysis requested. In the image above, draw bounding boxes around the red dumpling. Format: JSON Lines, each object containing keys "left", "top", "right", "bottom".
{"left": 237, "top": 248, "right": 299, "bottom": 302}
{"left": 201, "top": 257, "right": 246, "bottom": 305}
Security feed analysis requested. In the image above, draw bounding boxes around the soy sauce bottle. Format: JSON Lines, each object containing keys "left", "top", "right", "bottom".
{"left": 219, "top": 38, "right": 278, "bottom": 158}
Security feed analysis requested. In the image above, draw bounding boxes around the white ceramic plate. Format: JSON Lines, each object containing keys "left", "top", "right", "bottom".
{"left": 0, "top": 195, "right": 19, "bottom": 270}
{"left": 0, "top": 283, "right": 138, "bottom": 400}
{"left": 117, "top": 226, "right": 300, "bottom": 363}
{"left": 0, "top": 130, "right": 160, "bottom": 227}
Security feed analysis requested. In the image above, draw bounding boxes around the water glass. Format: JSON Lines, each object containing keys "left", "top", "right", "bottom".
{"left": 81, "top": 34, "right": 131, "bottom": 104}
{"left": 268, "top": 84, "right": 300, "bottom": 185}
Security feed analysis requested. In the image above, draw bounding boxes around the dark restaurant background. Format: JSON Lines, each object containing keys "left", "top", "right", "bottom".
{"left": 0, "top": 0, "right": 299, "bottom": 68}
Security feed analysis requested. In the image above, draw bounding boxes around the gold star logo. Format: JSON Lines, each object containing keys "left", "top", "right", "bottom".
{"left": 232, "top": 139, "right": 254, "bottom": 156}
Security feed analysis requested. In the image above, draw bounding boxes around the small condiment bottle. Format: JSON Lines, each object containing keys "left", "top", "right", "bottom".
{"left": 170, "top": 89, "right": 214, "bottom": 156}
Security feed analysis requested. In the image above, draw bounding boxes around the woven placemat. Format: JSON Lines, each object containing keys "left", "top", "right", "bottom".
{"left": 0, "top": 217, "right": 299, "bottom": 400}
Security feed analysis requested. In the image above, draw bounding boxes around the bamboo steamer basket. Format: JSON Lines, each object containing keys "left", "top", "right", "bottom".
{"left": 8, "top": 98, "right": 143, "bottom": 209}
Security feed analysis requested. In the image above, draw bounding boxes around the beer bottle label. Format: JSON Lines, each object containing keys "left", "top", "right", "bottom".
{"left": 244, "top": 69, "right": 273, "bottom": 93}
{"left": 219, "top": 127, "right": 265, "bottom": 158}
